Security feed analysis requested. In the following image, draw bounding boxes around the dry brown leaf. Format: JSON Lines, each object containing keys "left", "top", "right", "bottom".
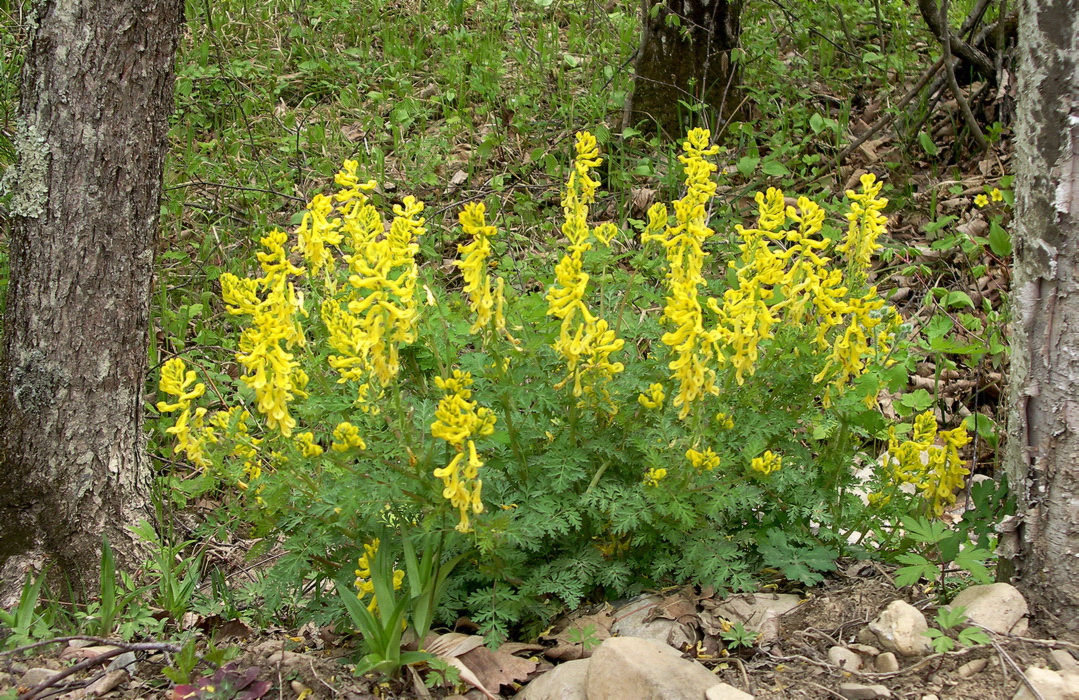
{"left": 426, "top": 632, "right": 485, "bottom": 658}
{"left": 458, "top": 645, "right": 537, "bottom": 692}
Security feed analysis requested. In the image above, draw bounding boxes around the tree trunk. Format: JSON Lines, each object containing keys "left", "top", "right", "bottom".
{"left": 624, "top": 0, "right": 743, "bottom": 137}
{"left": 1005, "top": 0, "right": 1079, "bottom": 639}
{"left": 0, "top": 0, "right": 183, "bottom": 603}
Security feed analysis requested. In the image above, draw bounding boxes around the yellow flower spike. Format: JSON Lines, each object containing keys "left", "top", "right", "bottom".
{"left": 295, "top": 431, "right": 324, "bottom": 458}
{"left": 456, "top": 202, "right": 515, "bottom": 340}
{"left": 881, "top": 411, "right": 972, "bottom": 516}
{"left": 157, "top": 358, "right": 206, "bottom": 412}
{"left": 431, "top": 370, "right": 496, "bottom": 532}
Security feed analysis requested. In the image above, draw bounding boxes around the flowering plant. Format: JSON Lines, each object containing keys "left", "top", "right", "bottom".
{"left": 154, "top": 129, "right": 967, "bottom": 640}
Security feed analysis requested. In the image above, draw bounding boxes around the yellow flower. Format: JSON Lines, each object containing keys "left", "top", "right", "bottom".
{"left": 331, "top": 421, "right": 367, "bottom": 452}
{"left": 837, "top": 173, "right": 888, "bottom": 282}
{"left": 637, "top": 383, "right": 666, "bottom": 409}
{"left": 546, "top": 132, "right": 625, "bottom": 410}
{"left": 974, "top": 193, "right": 989, "bottom": 208}
{"left": 643, "top": 467, "right": 668, "bottom": 487}
{"left": 686, "top": 447, "right": 720, "bottom": 472}
{"left": 751, "top": 450, "right": 782, "bottom": 475}
{"left": 431, "top": 370, "right": 496, "bottom": 532}
{"left": 880, "top": 411, "right": 971, "bottom": 516}
{"left": 990, "top": 188, "right": 1004, "bottom": 202}
{"left": 157, "top": 358, "right": 206, "bottom": 412}
{"left": 714, "top": 412, "right": 734, "bottom": 430}
{"left": 157, "top": 358, "right": 216, "bottom": 469}
{"left": 220, "top": 228, "right": 309, "bottom": 437}
{"left": 457, "top": 202, "right": 516, "bottom": 342}
{"left": 354, "top": 538, "right": 405, "bottom": 614}
{"left": 642, "top": 129, "right": 725, "bottom": 418}
{"left": 294, "top": 431, "right": 324, "bottom": 457}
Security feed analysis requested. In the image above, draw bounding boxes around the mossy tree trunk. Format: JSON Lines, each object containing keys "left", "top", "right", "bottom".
{"left": 1005, "top": 0, "right": 1079, "bottom": 639}
{"left": 624, "top": 0, "right": 744, "bottom": 137}
{"left": 0, "top": 0, "right": 183, "bottom": 603}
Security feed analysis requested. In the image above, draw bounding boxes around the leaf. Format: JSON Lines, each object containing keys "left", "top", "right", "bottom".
{"left": 809, "top": 113, "right": 825, "bottom": 134}
{"left": 761, "top": 160, "right": 790, "bottom": 177}
{"left": 736, "top": 156, "right": 759, "bottom": 177}
{"left": 919, "top": 131, "right": 939, "bottom": 156}
{"left": 988, "top": 219, "right": 1012, "bottom": 256}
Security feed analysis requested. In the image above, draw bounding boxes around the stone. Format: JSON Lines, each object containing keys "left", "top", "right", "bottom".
{"left": 948, "top": 583, "right": 1029, "bottom": 635}
{"left": 1051, "top": 650, "right": 1079, "bottom": 672}
{"left": 586, "top": 637, "right": 721, "bottom": 700}
{"left": 1012, "top": 666, "right": 1079, "bottom": 700}
{"left": 513, "top": 659, "right": 590, "bottom": 700}
{"left": 18, "top": 668, "right": 60, "bottom": 688}
{"left": 875, "top": 652, "right": 900, "bottom": 673}
{"left": 611, "top": 595, "right": 696, "bottom": 650}
{"left": 958, "top": 658, "right": 989, "bottom": 677}
{"left": 838, "top": 682, "right": 892, "bottom": 699}
{"left": 867, "top": 601, "right": 932, "bottom": 657}
{"left": 848, "top": 643, "right": 880, "bottom": 656}
{"left": 705, "top": 683, "right": 755, "bottom": 700}
{"left": 828, "top": 646, "right": 863, "bottom": 672}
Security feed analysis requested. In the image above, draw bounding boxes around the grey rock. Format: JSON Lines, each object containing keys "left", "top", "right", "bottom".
{"left": 838, "top": 682, "right": 892, "bottom": 699}
{"left": 867, "top": 601, "right": 932, "bottom": 657}
{"left": 513, "top": 659, "right": 590, "bottom": 700}
{"left": 1050, "top": 650, "right": 1079, "bottom": 672}
{"left": 827, "top": 646, "right": 863, "bottom": 672}
{"left": 1012, "top": 666, "right": 1079, "bottom": 700}
{"left": 611, "top": 595, "right": 696, "bottom": 649}
{"left": 17, "top": 668, "right": 60, "bottom": 688}
{"left": 586, "top": 637, "right": 721, "bottom": 700}
{"left": 706, "top": 683, "right": 755, "bottom": 700}
{"left": 875, "top": 652, "right": 900, "bottom": 672}
{"left": 957, "top": 658, "right": 989, "bottom": 678}
{"left": 948, "top": 583, "right": 1029, "bottom": 635}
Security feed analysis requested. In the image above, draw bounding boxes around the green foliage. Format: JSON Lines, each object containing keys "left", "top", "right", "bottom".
{"left": 0, "top": 568, "right": 52, "bottom": 650}
{"left": 719, "top": 621, "right": 759, "bottom": 650}
{"left": 130, "top": 520, "right": 203, "bottom": 622}
{"left": 893, "top": 516, "right": 993, "bottom": 598}
{"left": 923, "top": 605, "right": 991, "bottom": 652}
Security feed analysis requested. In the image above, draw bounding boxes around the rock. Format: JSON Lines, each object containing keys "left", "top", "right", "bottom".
{"left": 828, "top": 646, "right": 863, "bottom": 672}
{"left": 18, "top": 668, "right": 60, "bottom": 688}
{"left": 921, "top": 696, "right": 940, "bottom": 700}
{"left": 948, "top": 583, "right": 1029, "bottom": 635}
{"left": 848, "top": 643, "right": 880, "bottom": 656}
{"left": 514, "top": 659, "right": 590, "bottom": 700}
{"left": 291, "top": 680, "right": 312, "bottom": 697}
{"left": 838, "top": 682, "right": 892, "bottom": 699}
{"left": 586, "top": 637, "right": 721, "bottom": 700}
{"left": 1051, "top": 650, "right": 1079, "bottom": 672}
{"left": 705, "top": 683, "right": 755, "bottom": 700}
{"left": 856, "top": 628, "right": 879, "bottom": 646}
{"left": 868, "top": 601, "right": 932, "bottom": 657}
{"left": 875, "top": 652, "right": 900, "bottom": 672}
{"left": 611, "top": 595, "right": 696, "bottom": 650}
{"left": 958, "top": 658, "right": 989, "bottom": 677}
{"left": 1012, "top": 666, "right": 1079, "bottom": 700}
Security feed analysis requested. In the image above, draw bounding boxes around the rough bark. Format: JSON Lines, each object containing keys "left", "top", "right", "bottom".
{"left": 0, "top": 0, "right": 183, "bottom": 603}
{"left": 1005, "top": 0, "right": 1079, "bottom": 639}
{"left": 624, "top": 0, "right": 743, "bottom": 137}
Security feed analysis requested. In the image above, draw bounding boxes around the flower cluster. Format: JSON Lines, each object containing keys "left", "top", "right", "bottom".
{"left": 354, "top": 538, "right": 404, "bottom": 613}
{"left": 546, "top": 132, "right": 624, "bottom": 410}
{"left": 643, "top": 467, "right": 668, "bottom": 487}
{"left": 974, "top": 187, "right": 1004, "bottom": 208}
{"left": 686, "top": 447, "right": 720, "bottom": 472}
{"left": 712, "top": 177, "right": 900, "bottom": 406}
{"left": 878, "top": 411, "right": 971, "bottom": 516}
{"left": 750, "top": 450, "right": 782, "bottom": 475}
{"left": 642, "top": 128, "right": 725, "bottom": 418}
{"left": 637, "top": 383, "right": 665, "bottom": 409}
{"left": 317, "top": 161, "right": 424, "bottom": 409}
{"left": 430, "top": 370, "right": 497, "bottom": 532}
{"left": 220, "top": 229, "right": 309, "bottom": 436}
{"left": 456, "top": 202, "right": 514, "bottom": 341}
{"left": 156, "top": 358, "right": 213, "bottom": 468}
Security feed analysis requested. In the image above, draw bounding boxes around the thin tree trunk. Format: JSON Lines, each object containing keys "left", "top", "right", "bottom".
{"left": 0, "top": 0, "right": 183, "bottom": 603}
{"left": 1005, "top": 0, "right": 1079, "bottom": 639}
{"left": 624, "top": 0, "right": 743, "bottom": 137}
